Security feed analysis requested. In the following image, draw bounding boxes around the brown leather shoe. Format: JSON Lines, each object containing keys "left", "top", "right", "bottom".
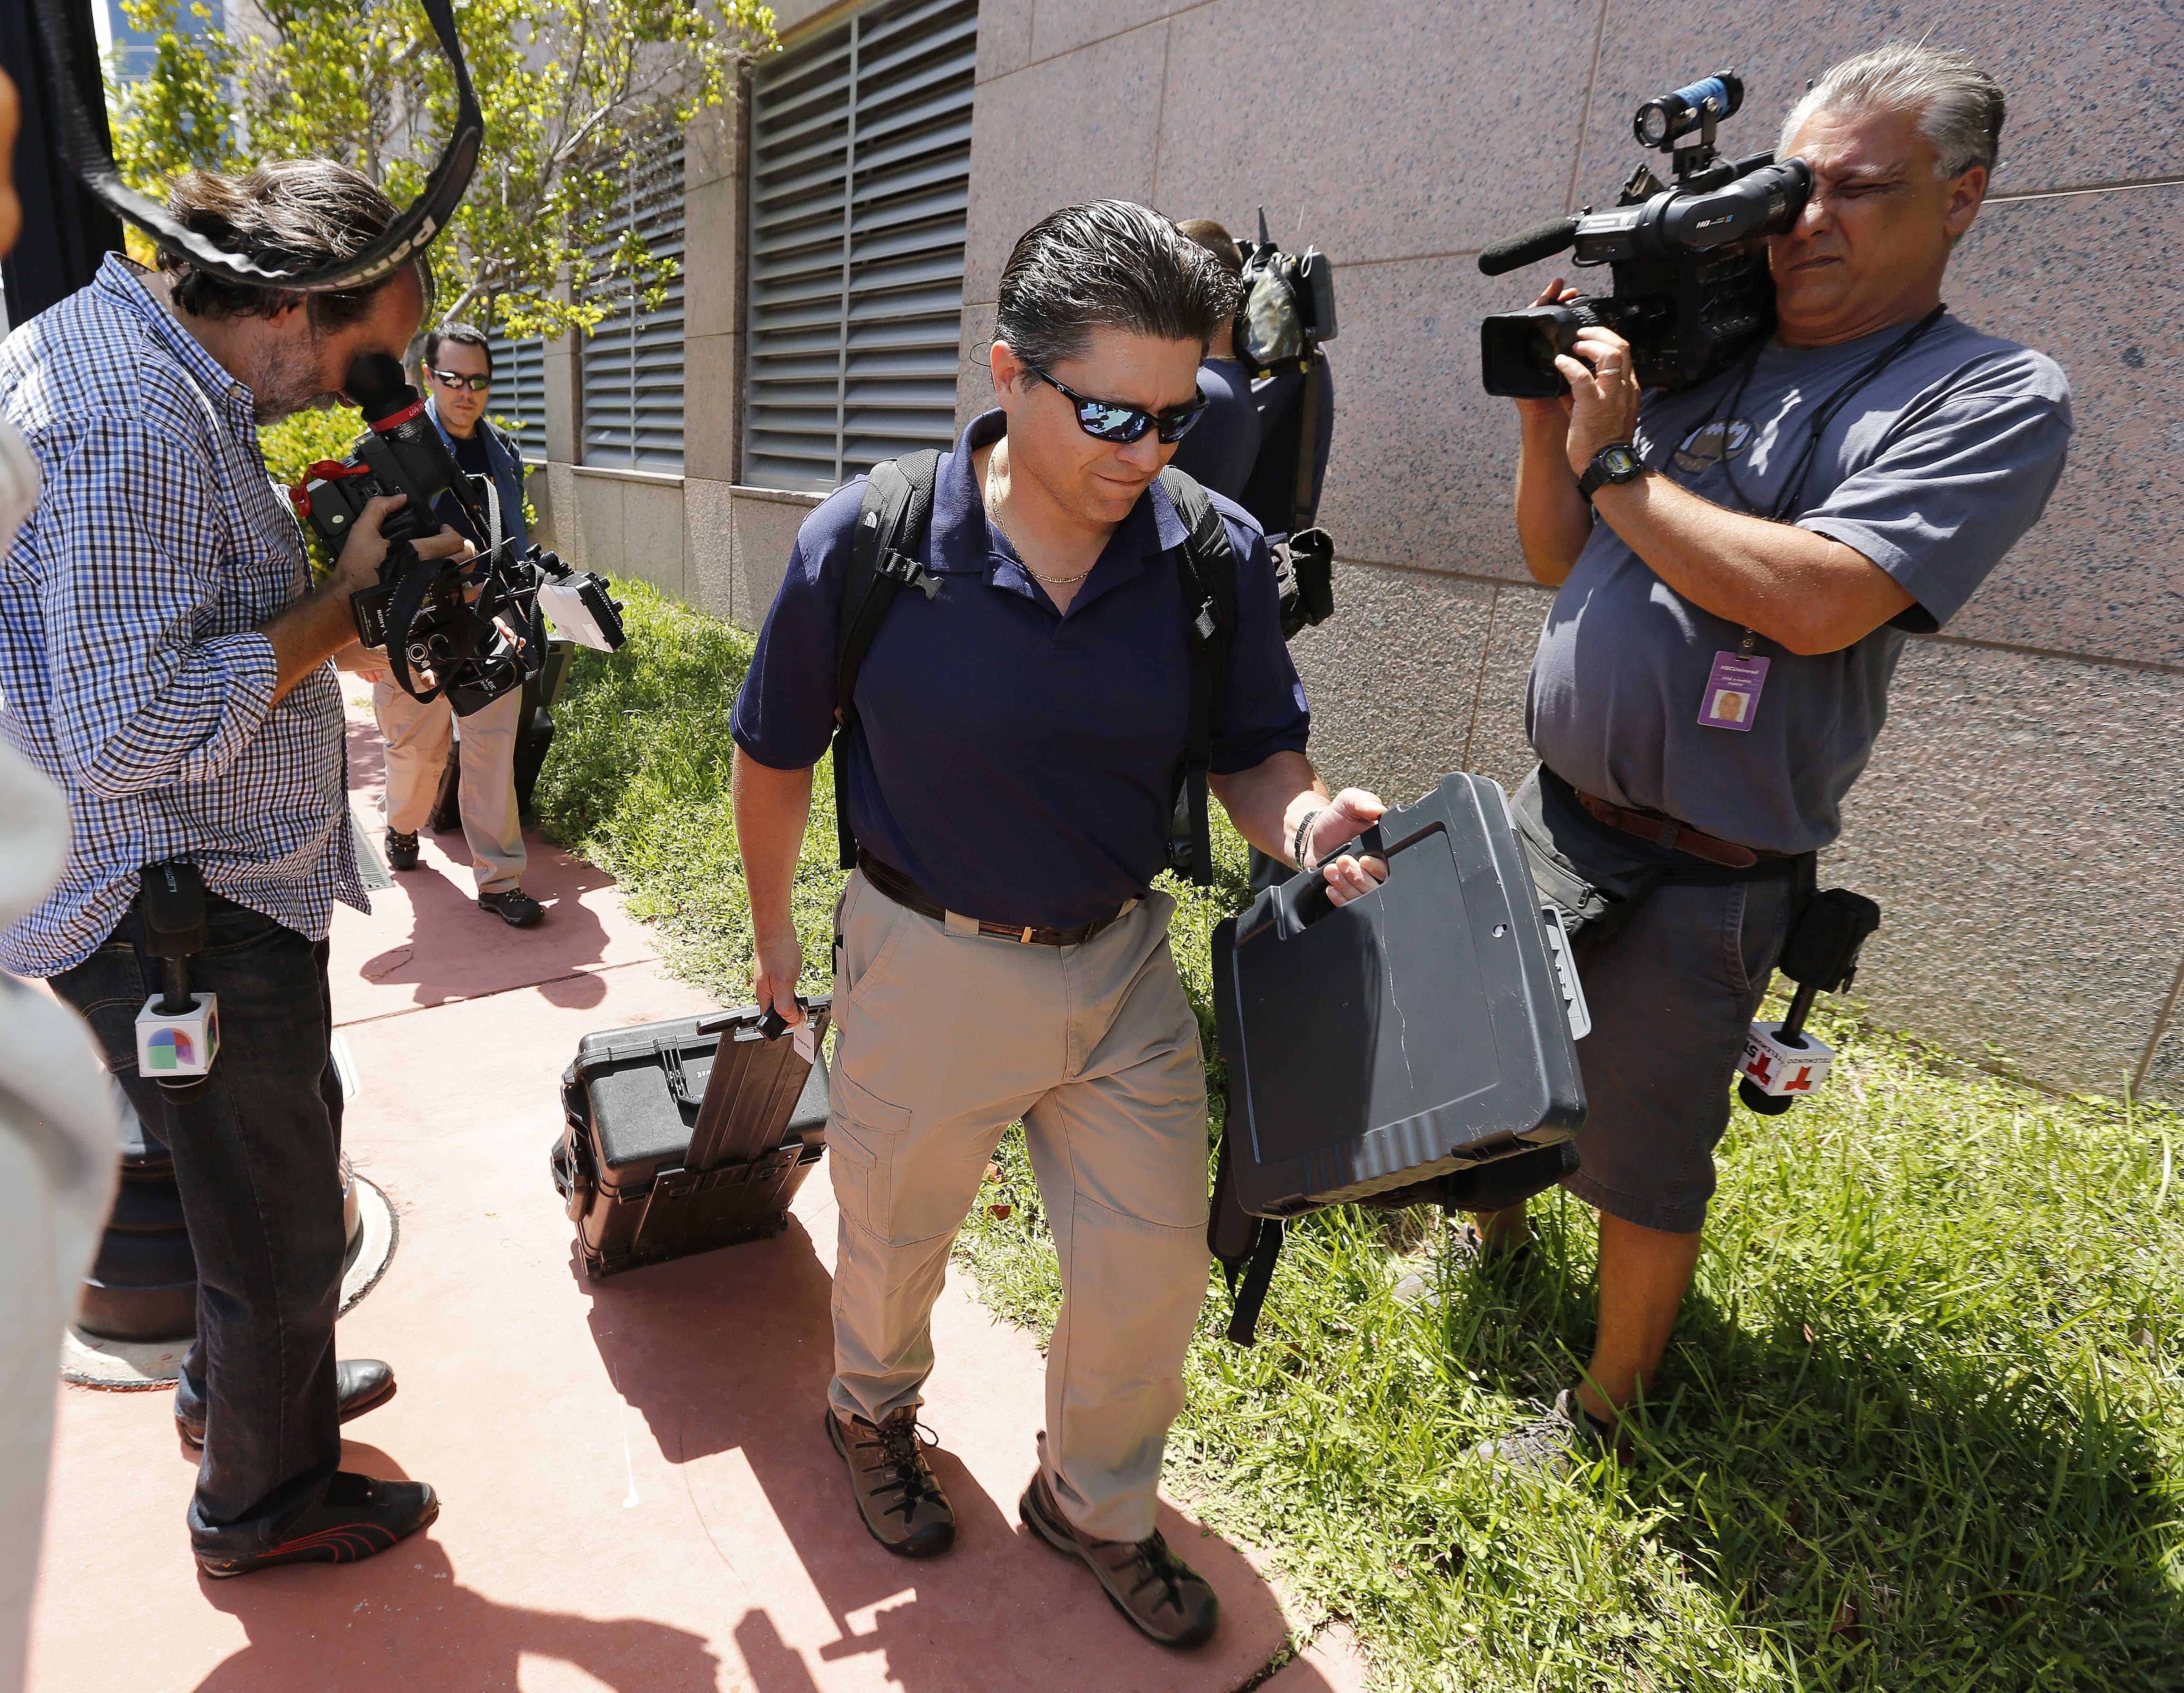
{"left": 1020, "top": 1471, "right": 1218, "bottom": 1650}
{"left": 826, "top": 1407, "right": 955, "bottom": 1558}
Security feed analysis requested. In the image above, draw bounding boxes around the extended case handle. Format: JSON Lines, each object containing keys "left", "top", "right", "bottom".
{"left": 1274, "top": 823, "right": 1387, "bottom": 936}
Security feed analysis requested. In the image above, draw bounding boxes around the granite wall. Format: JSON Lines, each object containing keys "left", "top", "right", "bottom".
{"left": 532, "top": 0, "right": 2184, "bottom": 1101}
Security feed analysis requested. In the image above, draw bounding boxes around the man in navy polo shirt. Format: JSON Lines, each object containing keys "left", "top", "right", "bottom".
{"left": 731, "top": 201, "right": 1386, "bottom": 1650}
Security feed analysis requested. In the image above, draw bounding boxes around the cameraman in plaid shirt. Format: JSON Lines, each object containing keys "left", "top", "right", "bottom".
{"left": 0, "top": 162, "right": 465, "bottom": 1577}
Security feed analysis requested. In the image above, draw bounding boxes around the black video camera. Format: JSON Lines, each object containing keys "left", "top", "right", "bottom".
{"left": 1477, "top": 73, "right": 1812, "bottom": 398}
{"left": 290, "top": 352, "right": 625, "bottom": 715}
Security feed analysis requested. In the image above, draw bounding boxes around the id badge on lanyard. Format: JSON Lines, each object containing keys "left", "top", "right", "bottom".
{"left": 1699, "top": 628, "right": 1767, "bottom": 732}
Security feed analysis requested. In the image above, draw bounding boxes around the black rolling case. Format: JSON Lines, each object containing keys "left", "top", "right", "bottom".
{"left": 552, "top": 999, "right": 832, "bottom": 1278}
{"left": 1208, "top": 774, "right": 1591, "bottom": 1339}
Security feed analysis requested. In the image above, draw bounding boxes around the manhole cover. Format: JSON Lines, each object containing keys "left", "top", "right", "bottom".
{"left": 62, "top": 1173, "right": 399, "bottom": 1390}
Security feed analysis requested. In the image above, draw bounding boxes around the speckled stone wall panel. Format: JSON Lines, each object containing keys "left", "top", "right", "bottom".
{"left": 1823, "top": 641, "right": 2184, "bottom": 1101}
{"left": 1308, "top": 254, "right": 1532, "bottom": 579}
{"left": 1029, "top": 0, "right": 1196, "bottom": 64}
{"left": 530, "top": 464, "right": 570, "bottom": 558}
{"left": 2142, "top": 973, "right": 2184, "bottom": 1099}
{"left": 682, "top": 175, "right": 743, "bottom": 343}
{"left": 1571, "top": 4, "right": 2184, "bottom": 199}
{"left": 685, "top": 478, "right": 737, "bottom": 624}
{"left": 680, "top": 333, "right": 741, "bottom": 484}
{"left": 961, "top": 26, "right": 1168, "bottom": 304}
{"left": 957, "top": 303, "right": 997, "bottom": 435}
{"left": 729, "top": 491, "right": 827, "bottom": 634}
{"left": 569, "top": 473, "right": 624, "bottom": 580}
{"left": 975, "top": 0, "right": 1034, "bottom": 83}
{"left": 685, "top": 103, "right": 738, "bottom": 193}
{"left": 1467, "top": 580, "right": 1554, "bottom": 797}
{"left": 1155, "top": 0, "right": 1602, "bottom": 266}
{"left": 621, "top": 480, "right": 688, "bottom": 601}
{"left": 1288, "top": 563, "right": 1497, "bottom": 803}
{"left": 543, "top": 333, "right": 577, "bottom": 465}
{"left": 1936, "top": 188, "right": 2184, "bottom": 668}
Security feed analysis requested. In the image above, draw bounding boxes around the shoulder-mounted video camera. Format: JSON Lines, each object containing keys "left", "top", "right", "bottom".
{"left": 1234, "top": 208, "right": 1338, "bottom": 381}
{"left": 289, "top": 353, "right": 625, "bottom": 716}
{"left": 1477, "top": 72, "right": 1812, "bottom": 397}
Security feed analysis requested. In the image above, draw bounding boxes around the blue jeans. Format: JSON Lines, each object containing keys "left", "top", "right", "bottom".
{"left": 50, "top": 893, "right": 346, "bottom": 1553}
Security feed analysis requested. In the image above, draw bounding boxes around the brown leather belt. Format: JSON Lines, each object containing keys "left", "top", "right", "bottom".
{"left": 856, "top": 851, "right": 1126, "bottom": 947}
{"left": 1571, "top": 789, "right": 1785, "bottom": 871}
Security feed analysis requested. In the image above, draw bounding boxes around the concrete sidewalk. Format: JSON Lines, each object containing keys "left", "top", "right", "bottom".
{"left": 25, "top": 688, "right": 1368, "bottom": 1693}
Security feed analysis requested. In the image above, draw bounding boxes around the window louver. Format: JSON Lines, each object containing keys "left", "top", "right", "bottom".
{"left": 486, "top": 330, "right": 546, "bottom": 457}
{"left": 744, "top": 0, "right": 977, "bottom": 493}
{"left": 581, "top": 143, "right": 688, "bottom": 471}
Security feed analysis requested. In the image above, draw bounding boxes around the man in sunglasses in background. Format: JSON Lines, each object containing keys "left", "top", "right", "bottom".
{"left": 730, "top": 200, "right": 1386, "bottom": 1650}
{"left": 366, "top": 322, "right": 543, "bottom": 926}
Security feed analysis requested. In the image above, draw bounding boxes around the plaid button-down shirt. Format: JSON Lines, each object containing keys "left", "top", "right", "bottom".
{"left": 0, "top": 255, "right": 365, "bottom": 977}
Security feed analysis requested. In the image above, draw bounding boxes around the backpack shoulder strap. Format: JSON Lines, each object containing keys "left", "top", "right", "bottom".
{"left": 832, "top": 450, "right": 942, "bottom": 868}
{"left": 1156, "top": 466, "right": 1238, "bottom": 888}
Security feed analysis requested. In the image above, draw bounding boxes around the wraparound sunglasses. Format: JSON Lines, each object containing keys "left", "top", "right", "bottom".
{"left": 1027, "top": 365, "right": 1209, "bottom": 445}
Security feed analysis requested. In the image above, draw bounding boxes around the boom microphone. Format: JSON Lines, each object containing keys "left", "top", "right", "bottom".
{"left": 1477, "top": 216, "right": 1580, "bottom": 277}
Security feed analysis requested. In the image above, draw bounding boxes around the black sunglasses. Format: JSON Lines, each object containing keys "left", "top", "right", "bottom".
{"left": 429, "top": 367, "right": 492, "bottom": 393}
{"left": 1027, "top": 366, "right": 1208, "bottom": 445}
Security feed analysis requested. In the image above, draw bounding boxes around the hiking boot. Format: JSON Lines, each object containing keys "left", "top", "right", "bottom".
{"left": 178, "top": 1358, "right": 395, "bottom": 1450}
{"left": 1019, "top": 1471, "right": 1218, "bottom": 1651}
{"left": 1394, "top": 1221, "right": 1533, "bottom": 1302}
{"left": 826, "top": 1407, "right": 954, "bottom": 1559}
{"left": 1475, "top": 1388, "right": 1626, "bottom": 1476}
{"left": 385, "top": 829, "right": 420, "bottom": 871}
{"left": 194, "top": 1470, "right": 438, "bottom": 1579}
{"left": 477, "top": 887, "right": 543, "bottom": 927}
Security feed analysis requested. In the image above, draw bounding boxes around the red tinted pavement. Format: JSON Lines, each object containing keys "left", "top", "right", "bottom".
{"left": 24, "top": 687, "right": 1368, "bottom": 1693}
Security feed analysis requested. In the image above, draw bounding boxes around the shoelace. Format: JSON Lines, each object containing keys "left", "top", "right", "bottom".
{"left": 1120, "top": 1531, "right": 1191, "bottom": 1612}
{"left": 862, "top": 1417, "right": 940, "bottom": 1522}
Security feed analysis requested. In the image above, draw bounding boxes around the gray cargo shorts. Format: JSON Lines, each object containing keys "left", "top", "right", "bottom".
{"left": 1514, "top": 768, "right": 1804, "bottom": 1235}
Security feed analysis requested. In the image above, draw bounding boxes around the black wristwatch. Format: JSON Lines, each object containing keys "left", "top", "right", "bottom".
{"left": 1579, "top": 441, "right": 1646, "bottom": 502}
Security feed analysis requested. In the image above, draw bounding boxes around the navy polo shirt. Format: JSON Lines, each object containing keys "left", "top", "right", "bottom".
{"left": 731, "top": 409, "right": 1311, "bottom": 931}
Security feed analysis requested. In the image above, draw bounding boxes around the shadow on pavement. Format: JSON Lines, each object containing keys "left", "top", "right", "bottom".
{"left": 189, "top": 1448, "right": 724, "bottom": 1693}
{"left": 580, "top": 1220, "right": 1335, "bottom": 1692}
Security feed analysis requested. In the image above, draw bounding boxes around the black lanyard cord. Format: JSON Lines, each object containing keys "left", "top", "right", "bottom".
{"left": 1712, "top": 303, "right": 1948, "bottom": 524}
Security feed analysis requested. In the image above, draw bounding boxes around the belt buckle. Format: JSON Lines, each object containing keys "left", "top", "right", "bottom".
{"left": 1019, "top": 926, "right": 1035, "bottom": 944}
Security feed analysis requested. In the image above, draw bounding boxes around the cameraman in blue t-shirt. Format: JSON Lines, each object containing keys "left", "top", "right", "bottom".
{"left": 1475, "top": 45, "right": 2072, "bottom": 1470}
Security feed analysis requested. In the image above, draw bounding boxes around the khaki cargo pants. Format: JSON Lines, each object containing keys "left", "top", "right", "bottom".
{"left": 372, "top": 679, "right": 526, "bottom": 894}
{"left": 826, "top": 870, "right": 1210, "bottom": 1543}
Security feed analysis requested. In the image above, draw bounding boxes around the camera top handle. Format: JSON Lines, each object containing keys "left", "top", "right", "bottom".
{"left": 29, "top": 0, "right": 482, "bottom": 293}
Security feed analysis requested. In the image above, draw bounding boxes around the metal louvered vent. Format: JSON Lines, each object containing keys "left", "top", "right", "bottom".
{"left": 581, "top": 142, "right": 687, "bottom": 470}
{"left": 744, "top": 0, "right": 976, "bottom": 493}
{"left": 487, "top": 330, "right": 546, "bottom": 458}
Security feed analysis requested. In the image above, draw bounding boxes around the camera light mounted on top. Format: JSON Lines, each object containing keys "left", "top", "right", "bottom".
{"left": 1476, "top": 69, "right": 1812, "bottom": 399}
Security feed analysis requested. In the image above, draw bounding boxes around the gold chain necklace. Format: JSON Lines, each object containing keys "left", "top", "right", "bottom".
{"left": 985, "top": 460, "right": 1093, "bottom": 585}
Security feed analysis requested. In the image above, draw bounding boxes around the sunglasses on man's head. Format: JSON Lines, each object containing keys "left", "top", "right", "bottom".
{"left": 1027, "top": 366, "right": 1207, "bottom": 445}
{"left": 429, "top": 368, "right": 492, "bottom": 393}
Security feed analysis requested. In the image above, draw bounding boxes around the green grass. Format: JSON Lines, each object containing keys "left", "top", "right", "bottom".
{"left": 537, "top": 586, "right": 2184, "bottom": 1691}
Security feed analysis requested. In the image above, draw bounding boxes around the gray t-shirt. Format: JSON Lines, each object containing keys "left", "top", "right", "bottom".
{"left": 1527, "top": 314, "right": 2072, "bottom": 854}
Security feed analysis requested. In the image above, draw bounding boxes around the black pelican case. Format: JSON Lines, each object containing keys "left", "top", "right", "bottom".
{"left": 552, "top": 1000, "right": 832, "bottom": 1277}
{"left": 1212, "top": 773, "right": 1588, "bottom": 1219}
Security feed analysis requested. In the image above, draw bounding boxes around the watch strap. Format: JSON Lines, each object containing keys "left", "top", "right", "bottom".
{"left": 1579, "top": 442, "right": 1643, "bottom": 502}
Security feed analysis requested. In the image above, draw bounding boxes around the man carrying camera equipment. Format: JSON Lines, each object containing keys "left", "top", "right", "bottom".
{"left": 1166, "top": 219, "right": 1261, "bottom": 501}
{"left": 368, "top": 320, "right": 544, "bottom": 927}
{"left": 0, "top": 162, "right": 457, "bottom": 1574}
{"left": 1471, "top": 45, "right": 2070, "bottom": 1471}
{"left": 731, "top": 200, "right": 1387, "bottom": 1650}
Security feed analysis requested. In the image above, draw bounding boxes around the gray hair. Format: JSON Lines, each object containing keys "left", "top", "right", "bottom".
{"left": 1779, "top": 43, "right": 2007, "bottom": 178}
{"left": 996, "top": 200, "right": 1240, "bottom": 371}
